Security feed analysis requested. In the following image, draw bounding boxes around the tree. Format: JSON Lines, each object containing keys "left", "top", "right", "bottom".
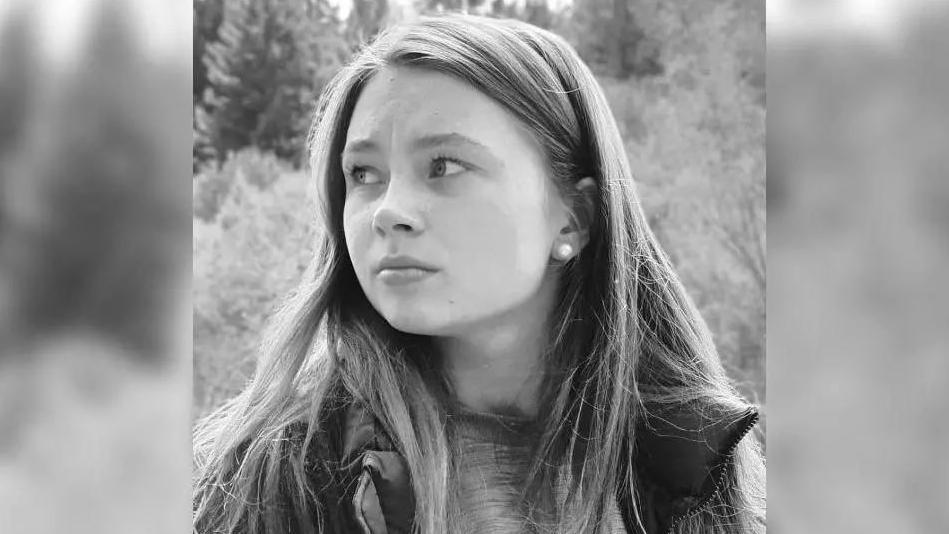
{"left": 419, "top": 0, "right": 490, "bottom": 13}
{"left": 193, "top": 167, "right": 316, "bottom": 416}
{"left": 346, "top": 0, "right": 390, "bottom": 48}
{"left": 194, "top": 0, "right": 344, "bottom": 168}
{"left": 570, "top": 0, "right": 662, "bottom": 79}
{"left": 193, "top": 0, "right": 225, "bottom": 172}
{"left": 1, "top": 0, "right": 189, "bottom": 362}
{"left": 193, "top": 0, "right": 225, "bottom": 105}
{"left": 708, "top": 175, "right": 765, "bottom": 295}
{"left": 521, "top": 0, "right": 554, "bottom": 29}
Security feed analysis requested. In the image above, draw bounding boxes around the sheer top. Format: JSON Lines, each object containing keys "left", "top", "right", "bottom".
{"left": 448, "top": 409, "right": 628, "bottom": 533}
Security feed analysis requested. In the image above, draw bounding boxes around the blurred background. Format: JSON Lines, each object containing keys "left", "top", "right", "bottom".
{"left": 191, "top": 0, "right": 768, "bottom": 427}
{"left": 0, "top": 0, "right": 190, "bottom": 532}
{"left": 768, "top": 0, "right": 949, "bottom": 532}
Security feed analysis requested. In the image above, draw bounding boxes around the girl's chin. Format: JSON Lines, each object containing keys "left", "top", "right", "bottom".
{"left": 384, "top": 315, "right": 445, "bottom": 336}
{"left": 378, "top": 306, "right": 460, "bottom": 337}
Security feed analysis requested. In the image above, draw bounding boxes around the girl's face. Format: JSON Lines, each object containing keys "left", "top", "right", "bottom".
{"left": 341, "top": 66, "right": 571, "bottom": 336}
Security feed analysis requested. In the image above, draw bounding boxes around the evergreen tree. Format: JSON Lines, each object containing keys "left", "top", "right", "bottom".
{"left": 193, "top": 0, "right": 225, "bottom": 105}
{"left": 195, "top": 0, "right": 343, "bottom": 168}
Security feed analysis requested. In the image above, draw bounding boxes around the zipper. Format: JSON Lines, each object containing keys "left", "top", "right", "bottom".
{"left": 664, "top": 408, "right": 760, "bottom": 533}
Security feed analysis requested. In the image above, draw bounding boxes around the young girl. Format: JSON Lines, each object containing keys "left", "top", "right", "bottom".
{"left": 193, "top": 14, "right": 765, "bottom": 534}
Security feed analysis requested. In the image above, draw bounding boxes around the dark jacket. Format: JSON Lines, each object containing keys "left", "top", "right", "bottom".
{"left": 301, "top": 402, "right": 760, "bottom": 534}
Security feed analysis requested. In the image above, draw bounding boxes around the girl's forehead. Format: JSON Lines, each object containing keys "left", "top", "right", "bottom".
{"left": 357, "top": 66, "right": 480, "bottom": 105}
{"left": 346, "top": 67, "right": 514, "bottom": 145}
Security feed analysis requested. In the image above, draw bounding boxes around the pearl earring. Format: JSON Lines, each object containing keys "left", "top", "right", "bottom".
{"left": 555, "top": 243, "right": 573, "bottom": 260}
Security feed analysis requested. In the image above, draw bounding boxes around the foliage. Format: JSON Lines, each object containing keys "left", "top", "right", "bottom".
{"left": 193, "top": 155, "right": 316, "bottom": 416}
{"left": 193, "top": 147, "right": 291, "bottom": 222}
{"left": 568, "top": 0, "right": 663, "bottom": 79}
{"left": 346, "top": 0, "right": 391, "bottom": 47}
{"left": 193, "top": 0, "right": 224, "bottom": 104}
{"left": 194, "top": 0, "right": 346, "bottom": 168}
{"left": 597, "top": 0, "right": 766, "bottom": 402}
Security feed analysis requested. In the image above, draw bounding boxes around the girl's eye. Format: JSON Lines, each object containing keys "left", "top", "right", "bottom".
{"left": 347, "top": 166, "right": 381, "bottom": 185}
{"left": 430, "top": 157, "right": 467, "bottom": 179}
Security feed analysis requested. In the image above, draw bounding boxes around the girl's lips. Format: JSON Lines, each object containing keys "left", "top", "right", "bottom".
{"left": 375, "top": 254, "right": 439, "bottom": 273}
{"left": 377, "top": 267, "right": 437, "bottom": 285}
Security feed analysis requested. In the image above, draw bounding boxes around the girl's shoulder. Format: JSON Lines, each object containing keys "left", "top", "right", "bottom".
{"left": 294, "top": 402, "right": 414, "bottom": 534}
{"left": 629, "top": 402, "right": 761, "bottom": 532}
{"left": 636, "top": 402, "right": 759, "bottom": 490}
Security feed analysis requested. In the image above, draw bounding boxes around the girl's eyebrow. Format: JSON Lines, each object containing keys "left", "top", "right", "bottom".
{"left": 410, "top": 132, "right": 491, "bottom": 152}
{"left": 342, "top": 132, "right": 497, "bottom": 160}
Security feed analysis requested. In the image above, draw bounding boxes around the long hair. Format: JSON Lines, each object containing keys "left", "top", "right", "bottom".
{"left": 193, "top": 13, "right": 764, "bottom": 534}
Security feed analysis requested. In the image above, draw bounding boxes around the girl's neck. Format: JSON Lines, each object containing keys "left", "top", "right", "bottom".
{"left": 433, "top": 268, "right": 561, "bottom": 419}
{"left": 434, "top": 310, "right": 549, "bottom": 419}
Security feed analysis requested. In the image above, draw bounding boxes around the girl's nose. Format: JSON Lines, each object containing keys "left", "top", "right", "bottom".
{"left": 371, "top": 178, "right": 424, "bottom": 236}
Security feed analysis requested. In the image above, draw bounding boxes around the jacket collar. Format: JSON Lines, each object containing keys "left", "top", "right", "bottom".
{"left": 338, "top": 402, "right": 760, "bottom": 534}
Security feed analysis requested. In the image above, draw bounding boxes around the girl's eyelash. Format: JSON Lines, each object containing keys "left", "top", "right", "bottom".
{"left": 344, "top": 155, "right": 468, "bottom": 183}
{"left": 433, "top": 154, "right": 463, "bottom": 164}
{"left": 431, "top": 154, "right": 469, "bottom": 172}
{"left": 344, "top": 165, "right": 372, "bottom": 183}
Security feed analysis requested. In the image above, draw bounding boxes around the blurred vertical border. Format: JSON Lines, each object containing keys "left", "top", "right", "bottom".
{"left": 769, "top": 0, "right": 949, "bottom": 532}
{"left": 0, "top": 0, "right": 192, "bottom": 532}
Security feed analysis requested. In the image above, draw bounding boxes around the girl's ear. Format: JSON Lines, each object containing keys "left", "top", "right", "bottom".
{"left": 561, "top": 177, "right": 598, "bottom": 250}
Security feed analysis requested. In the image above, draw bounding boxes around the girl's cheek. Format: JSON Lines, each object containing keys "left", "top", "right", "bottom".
{"left": 342, "top": 213, "right": 366, "bottom": 263}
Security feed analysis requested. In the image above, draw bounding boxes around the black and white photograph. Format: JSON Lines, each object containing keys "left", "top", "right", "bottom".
{"left": 191, "top": 2, "right": 765, "bottom": 533}
{"left": 1, "top": 1, "right": 948, "bottom": 533}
